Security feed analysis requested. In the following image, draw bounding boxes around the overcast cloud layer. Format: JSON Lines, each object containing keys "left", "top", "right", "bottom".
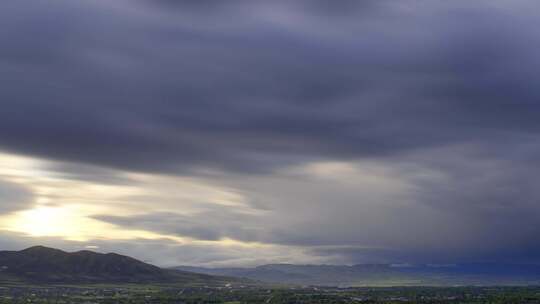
{"left": 0, "top": 0, "right": 539, "bottom": 266}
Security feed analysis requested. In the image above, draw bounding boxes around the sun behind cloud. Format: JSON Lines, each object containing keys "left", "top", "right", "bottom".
{"left": 4, "top": 206, "right": 86, "bottom": 240}
{"left": 0, "top": 150, "right": 262, "bottom": 248}
{"left": 0, "top": 204, "right": 190, "bottom": 243}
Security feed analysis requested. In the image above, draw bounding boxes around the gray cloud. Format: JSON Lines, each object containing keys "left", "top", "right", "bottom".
{"left": 0, "top": 0, "right": 538, "bottom": 174}
{"left": 90, "top": 147, "right": 540, "bottom": 264}
{"left": 0, "top": 0, "right": 540, "bottom": 265}
{"left": 93, "top": 208, "right": 264, "bottom": 242}
{"left": 44, "top": 161, "right": 137, "bottom": 185}
{"left": 0, "top": 180, "right": 33, "bottom": 213}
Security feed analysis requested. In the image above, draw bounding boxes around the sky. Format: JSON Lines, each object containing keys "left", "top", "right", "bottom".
{"left": 0, "top": 0, "right": 540, "bottom": 267}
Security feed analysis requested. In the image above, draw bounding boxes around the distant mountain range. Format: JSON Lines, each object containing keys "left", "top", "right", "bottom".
{"left": 173, "top": 263, "right": 540, "bottom": 287}
{"left": 0, "top": 246, "right": 232, "bottom": 285}
{"left": 3, "top": 246, "right": 540, "bottom": 287}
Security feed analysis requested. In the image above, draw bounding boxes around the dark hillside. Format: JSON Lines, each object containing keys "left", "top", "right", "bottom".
{"left": 0, "top": 246, "right": 228, "bottom": 285}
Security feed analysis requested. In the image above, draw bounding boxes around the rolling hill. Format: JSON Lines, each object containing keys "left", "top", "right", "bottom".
{"left": 0, "top": 246, "right": 231, "bottom": 285}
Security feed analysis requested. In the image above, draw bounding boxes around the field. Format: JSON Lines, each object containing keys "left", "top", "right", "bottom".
{"left": 1, "top": 285, "right": 540, "bottom": 304}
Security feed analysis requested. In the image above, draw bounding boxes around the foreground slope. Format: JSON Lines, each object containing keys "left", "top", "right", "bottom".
{"left": 0, "top": 246, "right": 228, "bottom": 285}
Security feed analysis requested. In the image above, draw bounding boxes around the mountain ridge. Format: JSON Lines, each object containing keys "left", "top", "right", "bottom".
{"left": 173, "top": 262, "right": 540, "bottom": 286}
{"left": 0, "top": 246, "right": 231, "bottom": 285}
{"left": 4, "top": 246, "right": 540, "bottom": 286}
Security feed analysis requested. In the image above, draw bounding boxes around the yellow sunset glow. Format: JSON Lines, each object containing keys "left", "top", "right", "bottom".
{"left": 14, "top": 206, "right": 72, "bottom": 237}
{"left": 0, "top": 150, "right": 264, "bottom": 249}
{"left": 0, "top": 205, "right": 190, "bottom": 243}
{"left": 3, "top": 206, "right": 108, "bottom": 241}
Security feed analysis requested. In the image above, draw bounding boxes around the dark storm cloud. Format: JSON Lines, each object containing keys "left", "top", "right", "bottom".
{"left": 0, "top": 0, "right": 539, "bottom": 174}
{"left": 92, "top": 152, "right": 540, "bottom": 264}
{"left": 2, "top": 0, "right": 540, "bottom": 265}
